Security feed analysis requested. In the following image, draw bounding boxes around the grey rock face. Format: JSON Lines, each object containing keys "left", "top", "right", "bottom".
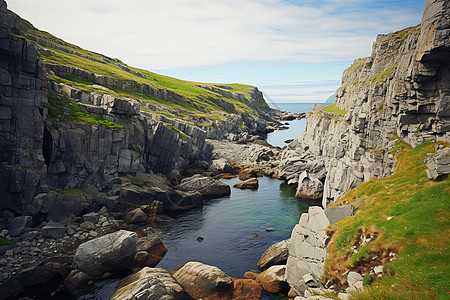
{"left": 324, "top": 204, "right": 353, "bottom": 224}
{"left": 285, "top": 207, "right": 329, "bottom": 295}
{"left": 426, "top": 147, "right": 450, "bottom": 179}
{"left": 295, "top": 171, "right": 324, "bottom": 200}
{"left": 71, "top": 230, "right": 138, "bottom": 278}
{"left": 111, "top": 267, "right": 188, "bottom": 300}
{"left": 257, "top": 239, "right": 289, "bottom": 271}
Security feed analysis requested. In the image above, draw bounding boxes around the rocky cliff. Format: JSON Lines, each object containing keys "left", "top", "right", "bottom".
{"left": 282, "top": 0, "right": 449, "bottom": 207}
{"left": 0, "top": 1, "right": 274, "bottom": 216}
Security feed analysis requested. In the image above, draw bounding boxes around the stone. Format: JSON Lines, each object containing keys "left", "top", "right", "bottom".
{"left": 255, "top": 265, "right": 289, "bottom": 294}
{"left": 374, "top": 265, "right": 383, "bottom": 274}
{"left": 133, "top": 234, "right": 167, "bottom": 268}
{"left": 233, "top": 178, "right": 259, "bottom": 190}
{"left": 64, "top": 270, "right": 95, "bottom": 290}
{"left": 173, "top": 261, "right": 234, "bottom": 300}
{"left": 82, "top": 212, "right": 99, "bottom": 224}
{"left": 232, "top": 278, "right": 263, "bottom": 300}
{"left": 324, "top": 204, "right": 353, "bottom": 224}
{"left": 179, "top": 174, "right": 231, "bottom": 198}
{"left": 295, "top": 171, "right": 324, "bottom": 200}
{"left": 80, "top": 221, "right": 96, "bottom": 230}
{"left": 41, "top": 221, "right": 66, "bottom": 237}
{"left": 426, "top": 147, "right": 450, "bottom": 180}
{"left": 257, "top": 239, "right": 289, "bottom": 270}
{"left": 7, "top": 216, "right": 32, "bottom": 237}
{"left": 124, "top": 208, "right": 149, "bottom": 224}
{"left": 111, "top": 267, "right": 189, "bottom": 300}
{"left": 71, "top": 230, "right": 138, "bottom": 278}
{"left": 210, "top": 158, "right": 233, "bottom": 173}
{"left": 347, "top": 271, "right": 363, "bottom": 286}
{"left": 238, "top": 168, "right": 261, "bottom": 181}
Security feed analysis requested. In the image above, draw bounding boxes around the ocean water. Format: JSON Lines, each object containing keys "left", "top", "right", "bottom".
{"left": 266, "top": 103, "right": 325, "bottom": 147}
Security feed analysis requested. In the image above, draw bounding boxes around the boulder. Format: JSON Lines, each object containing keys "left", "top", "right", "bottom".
{"left": 257, "top": 239, "right": 289, "bottom": 270}
{"left": 232, "top": 278, "right": 263, "bottom": 300}
{"left": 111, "top": 267, "right": 189, "bottom": 300}
{"left": 82, "top": 212, "right": 99, "bottom": 224}
{"left": 124, "top": 208, "right": 149, "bottom": 224}
{"left": 71, "top": 230, "right": 138, "bottom": 279}
{"left": 426, "top": 147, "right": 450, "bottom": 180}
{"left": 324, "top": 204, "right": 353, "bottom": 224}
{"left": 295, "top": 171, "right": 323, "bottom": 200}
{"left": 7, "top": 216, "right": 32, "bottom": 237}
{"left": 233, "top": 178, "right": 259, "bottom": 190}
{"left": 179, "top": 174, "right": 231, "bottom": 198}
{"left": 41, "top": 221, "right": 66, "bottom": 237}
{"left": 255, "top": 265, "right": 289, "bottom": 294}
{"left": 238, "top": 168, "right": 262, "bottom": 181}
{"left": 346, "top": 271, "right": 363, "bottom": 292}
{"left": 210, "top": 158, "right": 233, "bottom": 173}
{"left": 133, "top": 234, "right": 167, "bottom": 268}
{"left": 173, "top": 261, "right": 234, "bottom": 300}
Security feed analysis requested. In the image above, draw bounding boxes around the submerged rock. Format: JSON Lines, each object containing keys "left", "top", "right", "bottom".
{"left": 233, "top": 178, "right": 259, "bottom": 190}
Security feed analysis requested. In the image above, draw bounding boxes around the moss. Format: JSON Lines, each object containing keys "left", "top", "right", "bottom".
{"left": 368, "top": 65, "right": 398, "bottom": 85}
{"left": 59, "top": 188, "right": 90, "bottom": 196}
{"left": 320, "top": 103, "right": 347, "bottom": 116}
{"left": 0, "top": 237, "right": 15, "bottom": 247}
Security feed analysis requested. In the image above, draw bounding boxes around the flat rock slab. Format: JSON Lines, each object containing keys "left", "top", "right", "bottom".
{"left": 324, "top": 204, "right": 353, "bottom": 224}
{"left": 41, "top": 221, "right": 66, "bottom": 237}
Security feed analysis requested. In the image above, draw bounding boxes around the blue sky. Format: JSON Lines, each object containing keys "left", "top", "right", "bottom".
{"left": 9, "top": 0, "right": 426, "bottom": 103}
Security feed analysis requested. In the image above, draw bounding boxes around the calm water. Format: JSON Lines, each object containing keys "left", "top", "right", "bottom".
{"left": 266, "top": 103, "right": 324, "bottom": 147}
{"left": 49, "top": 104, "right": 324, "bottom": 299}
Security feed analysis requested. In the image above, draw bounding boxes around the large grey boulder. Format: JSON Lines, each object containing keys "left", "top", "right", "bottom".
{"left": 41, "top": 221, "right": 66, "bottom": 237}
{"left": 72, "top": 230, "right": 138, "bottom": 277}
{"left": 173, "top": 261, "right": 234, "bottom": 300}
{"left": 257, "top": 239, "right": 289, "bottom": 270}
{"left": 295, "top": 171, "right": 324, "bottom": 200}
{"left": 210, "top": 158, "right": 233, "bottom": 173}
{"left": 426, "top": 147, "right": 450, "bottom": 180}
{"left": 7, "top": 216, "right": 32, "bottom": 237}
{"left": 324, "top": 204, "right": 353, "bottom": 224}
{"left": 179, "top": 174, "right": 231, "bottom": 198}
{"left": 346, "top": 271, "right": 364, "bottom": 293}
{"left": 111, "top": 267, "right": 188, "bottom": 300}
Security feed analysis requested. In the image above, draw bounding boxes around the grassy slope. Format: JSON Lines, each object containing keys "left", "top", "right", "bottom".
{"left": 325, "top": 141, "right": 450, "bottom": 299}
{"left": 16, "top": 19, "right": 267, "bottom": 124}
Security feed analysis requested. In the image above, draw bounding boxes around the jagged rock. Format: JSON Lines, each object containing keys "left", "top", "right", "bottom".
{"left": 41, "top": 221, "right": 66, "bottom": 237}
{"left": 426, "top": 147, "right": 450, "bottom": 180}
{"left": 255, "top": 265, "right": 289, "bottom": 294}
{"left": 70, "top": 230, "right": 138, "bottom": 283}
{"left": 124, "top": 208, "right": 149, "bottom": 224}
{"left": 257, "top": 239, "right": 289, "bottom": 270}
{"left": 232, "top": 278, "right": 263, "bottom": 300}
{"left": 7, "top": 216, "right": 32, "bottom": 237}
{"left": 324, "top": 204, "right": 353, "bottom": 224}
{"left": 173, "top": 261, "right": 234, "bottom": 300}
{"left": 286, "top": 206, "right": 329, "bottom": 295}
{"left": 295, "top": 171, "right": 324, "bottom": 200}
{"left": 233, "top": 178, "right": 259, "bottom": 190}
{"left": 111, "top": 267, "right": 189, "bottom": 300}
{"left": 179, "top": 174, "right": 231, "bottom": 198}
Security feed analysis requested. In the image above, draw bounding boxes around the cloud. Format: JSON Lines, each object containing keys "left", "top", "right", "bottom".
{"left": 8, "top": 0, "right": 424, "bottom": 71}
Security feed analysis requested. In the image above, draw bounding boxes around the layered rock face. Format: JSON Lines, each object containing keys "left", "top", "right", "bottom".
{"left": 284, "top": 0, "right": 450, "bottom": 207}
{"left": 0, "top": 3, "right": 48, "bottom": 212}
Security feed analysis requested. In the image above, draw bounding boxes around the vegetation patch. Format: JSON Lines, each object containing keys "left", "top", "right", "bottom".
{"left": 320, "top": 103, "right": 347, "bottom": 117}
{"left": 324, "top": 141, "right": 450, "bottom": 299}
{"left": 59, "top": 188, "right": 90, "bottom": 196}
{"left": 0, "top": 237, "right": 15, "bottom": 247}
{"left": 368, "top": 65, "right": 398, "bottom": 85}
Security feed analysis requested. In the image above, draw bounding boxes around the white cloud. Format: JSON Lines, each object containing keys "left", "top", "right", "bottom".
{"left": 8, "top": 0, "right": 423, "bottom": 71}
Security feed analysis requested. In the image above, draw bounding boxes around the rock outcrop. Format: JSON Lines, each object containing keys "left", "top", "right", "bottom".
{"left": 426, "top": 146, "right": 450, "bottom": 179}
{"left": 295, "top": 171, "right": 324, "bottom": 200}
{"left": 257, "top": 239, "right": 289, "bottom": 271}
{"left": 179, "top": 174, "right": 231, "bottom": 198}
{"left": 282, "top": 0, "right": 450, "bottom": 208}
{"left": 111, "top": 267, "right": 189, "bottom": 300}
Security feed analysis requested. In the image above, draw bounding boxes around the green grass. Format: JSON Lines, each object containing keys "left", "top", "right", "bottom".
{"left": 59, "top": 188, "right": 90, "bottom": 196}
{"left": 0, "top": 237, "right": 15, "bottom": 247}
{"left": 320, "top": 103, "right": 347, "bottom": 116}
{"left": 368, "top": 65, "right": 398, "bottom": 85}
{"left": 325, "top": 141, "right": 450, "bottom": 299}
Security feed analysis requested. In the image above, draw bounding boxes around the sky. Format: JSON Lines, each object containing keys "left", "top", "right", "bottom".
{"left": 8, "top": 0, "right": 426, "bottom": 103}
